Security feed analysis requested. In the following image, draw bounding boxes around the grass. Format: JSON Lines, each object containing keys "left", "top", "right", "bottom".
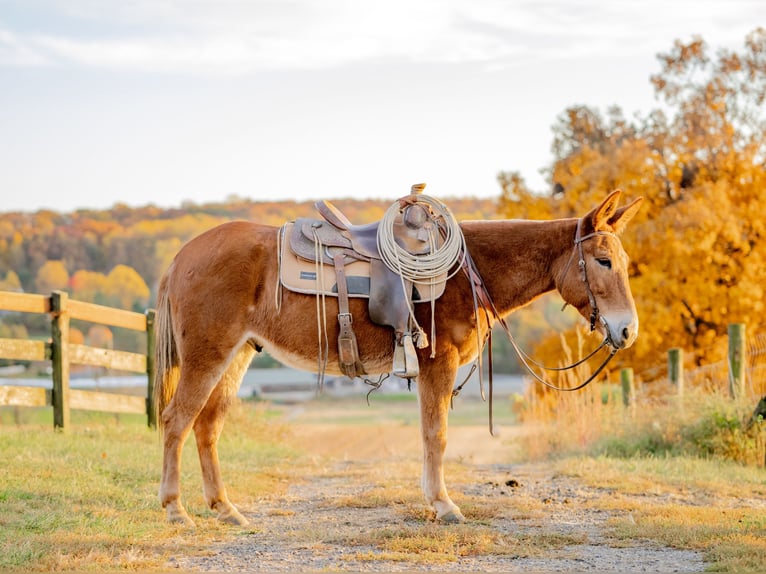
{"left": 297, "top": 390, "right": 519, "bottom": 427}
{"left": 0, "top": 402, "right": 296, "bottom": 572}
{"left": 510, "top": 373, "right": 766, "bottom": 572}
{"left": 552, "top": 456, "right": 766, "bottom": 570}
{"left": 2, "top": 386, "right": 765, "bottom": 572}
{"left": 345, "top": 524, "right": 587, "bottom": 564}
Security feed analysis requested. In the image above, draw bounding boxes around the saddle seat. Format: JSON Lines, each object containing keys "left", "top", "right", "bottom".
{"left": 284, "top": 184, "right": 446, "bottom": 381}
{"left": 315, "top": 197, "right": 435, "bottom": 260}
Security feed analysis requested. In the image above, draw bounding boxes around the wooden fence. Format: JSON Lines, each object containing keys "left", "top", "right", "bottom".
{"left": 0, "top": 290, "right": 155, "bottom": 430}
{"left": 619, "top": 322, "right": 765, "bottom": 407}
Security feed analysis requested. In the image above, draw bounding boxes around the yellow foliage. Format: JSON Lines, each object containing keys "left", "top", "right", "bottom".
{"left": 102, "top": 264, "right": 150, "bottom": 310}
{"left": 34, "top": 260, "right": 69, "bottom": 293}
{"left": 500, "top": 28, "right": 766, "bottom": 381}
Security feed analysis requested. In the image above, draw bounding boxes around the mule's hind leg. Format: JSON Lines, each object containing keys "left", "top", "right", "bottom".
{"left": 159, "top": 359, "right": 232, "bottom": 526}
{"left": 193, "top": 345, "right": 255, "bottom": 526}
{"left": 417, "top": 353, "right": 465, "bottom": 523}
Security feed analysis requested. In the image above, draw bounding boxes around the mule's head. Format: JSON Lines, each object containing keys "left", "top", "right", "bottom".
{"left": 558, "top": 190, "right": 643, "bottom": 350}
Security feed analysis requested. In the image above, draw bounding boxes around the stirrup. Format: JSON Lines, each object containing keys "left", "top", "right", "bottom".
{"left": 393, "top": 333, "right": 419, "bottom": 378}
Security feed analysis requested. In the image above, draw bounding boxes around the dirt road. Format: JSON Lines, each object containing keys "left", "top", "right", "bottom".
{"left": 173, "top": 409, "right": 704, "bottom": 572}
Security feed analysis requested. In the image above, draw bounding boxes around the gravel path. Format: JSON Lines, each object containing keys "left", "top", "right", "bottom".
{"left": 170, "top": 421, "right": 704, "bottom": 572}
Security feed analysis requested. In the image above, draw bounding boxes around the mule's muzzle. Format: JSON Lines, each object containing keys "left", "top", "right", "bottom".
{"left": 602, "top": 314, "right": 638, "bottom": 350}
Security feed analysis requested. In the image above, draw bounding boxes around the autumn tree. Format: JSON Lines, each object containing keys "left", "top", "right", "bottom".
{"left": 0, "top": 270, "right": 21, "bottom": 292}
{"left": 69, "top": 270, "right": 107, "bottom": 303}
{"left": 102, "top": 264, "right": 150, "bottom": 311}
{"left": 87, "top": 325, "right": 113, "bottom": 349}
{"left": 499, "top": 28, "right": 766, "bottom": 378}
{"left": 34, "top": 260, "right": 69, "bottom": 294}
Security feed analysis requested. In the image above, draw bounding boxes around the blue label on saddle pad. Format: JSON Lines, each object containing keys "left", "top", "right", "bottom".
{"left": 300, "top": 271, "right": 317, "bottom": 280}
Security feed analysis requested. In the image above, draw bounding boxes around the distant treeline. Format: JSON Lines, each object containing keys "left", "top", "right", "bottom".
{"left": 0, "top": 195, "right": 529, "bottom": 371}
{"left": 0, "top": 195, "right": 501, "bottom": 303}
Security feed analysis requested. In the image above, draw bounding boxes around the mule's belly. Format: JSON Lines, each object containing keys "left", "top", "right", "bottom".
{"left": 262, "top": 340, "right": 392, "bottom": 377}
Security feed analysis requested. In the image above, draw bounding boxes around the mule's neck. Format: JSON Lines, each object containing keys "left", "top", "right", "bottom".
{"left": 460, "top": 217, "right": 578, "bottom": 318}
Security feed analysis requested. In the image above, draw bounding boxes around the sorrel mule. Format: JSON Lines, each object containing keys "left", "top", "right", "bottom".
{"left": 154, "top": 190, "right": 643, "bottom": 526}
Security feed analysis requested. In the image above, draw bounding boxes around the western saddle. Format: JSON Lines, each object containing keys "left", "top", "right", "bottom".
{"left": 284, "top": 183, "right": 452, "bottom": 380}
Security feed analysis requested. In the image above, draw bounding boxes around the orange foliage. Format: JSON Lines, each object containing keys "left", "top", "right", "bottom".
{"left": 499, "top": 28, "right": 766, "bottom": 380}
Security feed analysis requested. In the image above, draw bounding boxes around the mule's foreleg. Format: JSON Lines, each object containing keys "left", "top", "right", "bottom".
{"left": 193, "top": 346, "right": 254, "bottom": 526}
{"left": 417, "top": 359, "right": 465, "bottom": 523}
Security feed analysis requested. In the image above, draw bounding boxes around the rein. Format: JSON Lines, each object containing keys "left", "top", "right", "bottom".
{"left": 455, "top": 217, "right": 621, "bottom": 433}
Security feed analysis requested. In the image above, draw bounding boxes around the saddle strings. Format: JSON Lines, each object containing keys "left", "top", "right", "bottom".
{"left": 276, "top": 224, "right": 286, "bottom": 313}
{"left": 312, "top": 228, "right": 330, "bottom": 389}
{"left": 376, "top": 194, "right": 467, "bottom": 356}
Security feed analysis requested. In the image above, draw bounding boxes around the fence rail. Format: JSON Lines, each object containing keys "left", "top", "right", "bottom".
{"left": 0, "top": 290, "right": 156, "bottom": 430}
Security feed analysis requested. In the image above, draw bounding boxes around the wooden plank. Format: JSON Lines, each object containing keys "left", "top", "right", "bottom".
{"left": 0, "top": 385, "right": 50, "bottom": 407}
{"left": 0, "top": 291, "right": 50, "bottom": 314}
{"left": 69, "top": 389, "right": 146, "bottom": 414}
{"left": 68, "top": 343, "right": 146, "bottom": 373}
{"left": 67, "top": 299, "right": 147, "bottom": 331}
{"left": 0, "top": 338, "right": 49, "bottom": 361}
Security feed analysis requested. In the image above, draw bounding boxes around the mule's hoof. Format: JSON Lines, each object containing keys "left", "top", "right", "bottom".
{"left": 167, "top": 510, "right": 196, "bottom": 528}
{"left": 218, "top": 509, "right": 249, "bottom": 526}
{"left": 164, "top": 499, "right": 195, "bottom": 527}
{"left": 214, "top": 502, "right": 250, "bottom": 526}
{"left": 436, "top": 508, "right": 466, "bottom": 524}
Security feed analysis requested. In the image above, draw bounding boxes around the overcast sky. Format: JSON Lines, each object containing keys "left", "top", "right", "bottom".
{"left": 0, "top": 1, "right": 763, "bottom": 213}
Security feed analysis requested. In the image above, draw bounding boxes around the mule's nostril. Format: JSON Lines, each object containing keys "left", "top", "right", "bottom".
{"left": 622, "top": 327, "right": 630, "bottom": 341}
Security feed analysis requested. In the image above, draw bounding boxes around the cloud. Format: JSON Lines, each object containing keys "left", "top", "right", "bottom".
{"left": 0, "top": 0, "right": 762, "bottom": 74}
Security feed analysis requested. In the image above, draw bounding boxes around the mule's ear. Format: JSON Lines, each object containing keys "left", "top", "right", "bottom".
{"left": 607, "top": 196, "right": 643, "bottom": 234}
{"left": 591, "top": 189, "right": 623, "bottom": 231}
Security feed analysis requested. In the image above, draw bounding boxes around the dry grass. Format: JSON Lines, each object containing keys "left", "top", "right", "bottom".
{"left": 519, "top": 379, "right": 766, "bottom": 465}
{"left": 343, "top": 523, "right": 587, "bottom": 564}
{"left": 515, "top": 364, "right": 766, "bottom": 573}
{"left": 0, "top": 402, "right": 294, "bottom": 572}
{"left": 3, "top": 388, "right": 765, "bottom": 572}
{"left": 548, "top": 440, "right": 766, "bottom": 571}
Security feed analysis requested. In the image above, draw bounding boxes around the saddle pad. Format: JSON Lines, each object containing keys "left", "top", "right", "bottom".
{"left": 279, "top": 222, "right": 447, "bottom": 301}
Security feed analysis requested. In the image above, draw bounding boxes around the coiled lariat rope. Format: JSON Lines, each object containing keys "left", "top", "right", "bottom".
{"left": 376, "top": 194, "right": 467, "bottom": 356}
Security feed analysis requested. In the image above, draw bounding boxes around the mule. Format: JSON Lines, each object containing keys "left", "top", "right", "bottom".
{"left": 154, "top": 190, "right": 643, "bottom": 526}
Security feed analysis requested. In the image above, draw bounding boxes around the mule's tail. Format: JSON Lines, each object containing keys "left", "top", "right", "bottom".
{"left": 153, "top": 275, "right": 180, "bottom": 435}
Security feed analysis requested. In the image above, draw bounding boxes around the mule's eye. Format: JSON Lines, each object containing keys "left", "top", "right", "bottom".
{"left": 596, "top": 258, "right": 612, "bottom": 269}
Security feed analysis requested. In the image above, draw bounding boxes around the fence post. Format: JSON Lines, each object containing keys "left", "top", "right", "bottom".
{"left": 145, "top": 309, "right": 156, "bottom": 429}
{"left": 620, "top": 368, "right": 634, "bottom": 407}
{"left": 728, "top": 323, "right": 746, "bottom": 398}
{"left": 668, "top": 348, "right": 684, "bottom": 397}
{"left": 620, "top": 367, "right": 635, "bottom": 419}
{"left": 51, "top": 290, "right": 70, "bottom": 431}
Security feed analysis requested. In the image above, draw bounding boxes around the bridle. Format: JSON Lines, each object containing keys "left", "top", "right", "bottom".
{"left": 559, "top": 217, "right": 616, "bottom": 334}
{"left": 455, "top": 217, "right": 624, "bottom": 433}
{"left": 509, "top": 217, "right": 621, "bottom": 391}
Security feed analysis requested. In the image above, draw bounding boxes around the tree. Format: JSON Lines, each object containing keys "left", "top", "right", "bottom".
{"left": 499, "top": 28, "right": 766, "bottom": 378}
{"left": 34, "top": 260, "right": 69, "bottom": 294}
{"left": 87, "top": 325, "right": 113, "bottom": 349}
{"left": 102, "top": 264, "right": 150, "bottom": 310}
{"left": 70, "top": 270, "right": 107, "bottom": 303}
{"left": 0, "top": 270, "right": 22, "bottom": 292}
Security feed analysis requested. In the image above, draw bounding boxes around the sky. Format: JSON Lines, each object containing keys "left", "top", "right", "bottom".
{"left": 0, "top": 1, "right": 763, "bottom": 213}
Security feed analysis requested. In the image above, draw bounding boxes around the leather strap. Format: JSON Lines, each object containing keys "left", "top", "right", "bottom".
{"left": 316, "top": 200, "right": 353, "bottom": 231}
{"left": 332, "top": 252, "right": 365, "bottom": 377}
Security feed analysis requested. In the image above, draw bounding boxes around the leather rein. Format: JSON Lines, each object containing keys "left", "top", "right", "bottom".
{"left": 455, "top": 217, "right": 620, "bottom": 433}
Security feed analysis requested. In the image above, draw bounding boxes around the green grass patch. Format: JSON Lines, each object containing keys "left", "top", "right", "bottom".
{"left": 0, "top": 401, "right": 295, "bottom": 572}
{"left": 286, "top": 393, "right": 517, "bottom": 427}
